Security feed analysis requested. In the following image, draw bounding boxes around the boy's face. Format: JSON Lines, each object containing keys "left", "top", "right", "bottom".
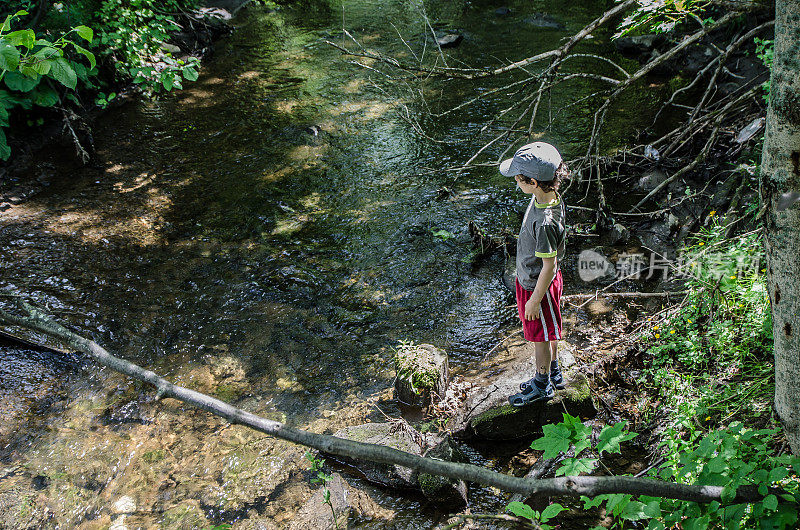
{"left": 514, "top": 174, "right": 538, "bottom": 195}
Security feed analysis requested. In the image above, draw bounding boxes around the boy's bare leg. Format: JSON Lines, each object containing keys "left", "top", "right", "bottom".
{"left": 534, "top": 341, "right": 552, "bottom": 374}
{"left": 550, "top": 340, "right": 558, "bottom": 365}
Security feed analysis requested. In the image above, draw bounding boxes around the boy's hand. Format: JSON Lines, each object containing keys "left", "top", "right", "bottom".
{"left": 524, "top": 297, "right": 540, "bottom": 321}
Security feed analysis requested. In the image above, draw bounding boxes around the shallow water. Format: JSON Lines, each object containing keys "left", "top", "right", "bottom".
{"left": 0, "top": 0, "right": 659, "bottom": 527}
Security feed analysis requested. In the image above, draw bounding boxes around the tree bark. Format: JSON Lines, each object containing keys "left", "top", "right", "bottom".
{"left": 761, "top": 0, "right": 800, "bottom": 456}
{"left": 0, "top": 302, "right": 772, "bottom": 504}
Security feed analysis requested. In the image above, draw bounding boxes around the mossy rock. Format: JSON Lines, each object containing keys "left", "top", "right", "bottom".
{"left": 394, "top": 343, "right": 449, "bottom": 407}
{"left": 450, "top": 371, "right": 596, "bottom": 440}
{"left": 327, "top": 422, "right": 422, "bottom": 489}
{"left": 160, "top": 501, "right": 209, "bottom": 529}
{"left": 417, "top": 434, "right": 468, "bottom": 508}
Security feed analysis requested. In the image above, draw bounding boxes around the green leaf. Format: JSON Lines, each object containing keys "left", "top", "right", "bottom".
{"left": 48, "top": 57, "right": 77, "bottom": 89}
{"left": 621, "top": 500, "right": 648, "bottom": 521}
{"left": 0, "top": 129, "right": 10, "bottom": 160}
{"left": 540, "top": 503, "right": 566, "bottom": 523}
{"left": 506, "top": 501, "right": 537, "bottom": 521}
{"left": 556, "top": 458, "right": 598, "bottom": 476}
{"left": 74, "top": 26, "right": 94, "bottom": 43}
{"left": 162, "top": 75, "right": 174, "bottom": 91}
{"left": 768, "top": 466, "right": 789, "bottom": 483}
{"left": 0, "top": 42, "right": 20, "bottom": 71}
{"left": 30, "top": 84, "right": 58, "bottom": 107}
{"left": 0, "top": 104, "right": 8, "bottom": 127}
{"left": 597, "top": 422, "right": 638, "bottom": 454}
{"left": 4, "top": 71, "right": 39, "bottom": 92}
{"left": 531, "top": 423, "right": 573, "bottom": 459}
{"left": 4, "top": 29, "right": 35, "bottom": 48}
{"left": 29, "top": 48, "right": 59, "bottom": 76}
{"left": 182, "top": 66, "right": 198, "bottom": 81}
{"left": 70, "top": 44, "right": 96, "bottom": 70}
{"left": 643, "top": 500, "right": 662, "bottom": 518}
{"left": 763, "top": 494, "right": 778, "bottom": 511}
{"left": 721, "top": 484, "right": 738, "bottom": 503}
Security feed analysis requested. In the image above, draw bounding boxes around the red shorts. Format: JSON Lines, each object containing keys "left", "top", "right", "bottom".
{"left": 516, "top": 270, "right": 563, "bottom": 342}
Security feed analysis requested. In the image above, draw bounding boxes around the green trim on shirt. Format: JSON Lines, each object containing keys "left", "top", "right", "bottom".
{"left": 535, "top": 250, "right": 558, "bottom": 258}
{"left": 534, "top": 196, "right": 561, "bottom": 208}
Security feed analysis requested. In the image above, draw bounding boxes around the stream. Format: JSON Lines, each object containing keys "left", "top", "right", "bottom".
{"left": 0, "top": 0, "right": 661, "bottom": 527}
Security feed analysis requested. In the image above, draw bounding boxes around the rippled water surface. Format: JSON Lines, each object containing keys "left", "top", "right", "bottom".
{"left": 0, "top": 0, "right": 654, "bottom": 526}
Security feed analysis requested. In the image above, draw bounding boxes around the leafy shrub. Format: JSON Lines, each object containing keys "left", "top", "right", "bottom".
{"left": 508, "top": 414, "right": 800, "bottom": 529}
{"left": 0, "top": 9, "right": 96, "bottom": 159}
{"left": 643, "top": 220, "right": 772, "bottom": 427}
{"left": 95, "top": 0, "right": 199, "bottom": 94}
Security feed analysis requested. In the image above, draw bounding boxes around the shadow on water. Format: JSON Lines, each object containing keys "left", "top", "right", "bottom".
{"left": 0, "top": 0, "right": 665, "bottom": 527}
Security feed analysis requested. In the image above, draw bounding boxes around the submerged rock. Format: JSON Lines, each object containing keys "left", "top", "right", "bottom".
{"left": 522, "top": 14, "right": 565, "bottom": 30}
{"left": 614, "top": 34, "right": 666, "bottom": 58}
{"left": 288, "top": 473, "right": 350, "bottom": 530}
{"left": 394, "top": 343, "right": 449, "bottom": 407}
{"left": 449, "top": 353, "right": 596, "bottom": 440}
{"left": 436, "top": 34, "right": 463, "bottom": 48}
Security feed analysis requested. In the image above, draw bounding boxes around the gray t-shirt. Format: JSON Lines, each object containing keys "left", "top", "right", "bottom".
{"left": 516, "top": 195, "right": 566, "bottom": 291}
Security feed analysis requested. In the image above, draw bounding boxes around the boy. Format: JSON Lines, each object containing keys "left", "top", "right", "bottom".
{"left": 499, "top": 142, "right": 568, "bottom": 406}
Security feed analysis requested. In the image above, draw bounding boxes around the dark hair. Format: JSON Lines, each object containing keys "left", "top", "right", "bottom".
{"left": 526, "top": 161, "right": 569, "bottom": 193}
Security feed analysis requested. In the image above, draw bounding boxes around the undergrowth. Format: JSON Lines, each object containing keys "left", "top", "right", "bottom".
{"left": 642, "top": 219, "right": 773, "bottom": 432}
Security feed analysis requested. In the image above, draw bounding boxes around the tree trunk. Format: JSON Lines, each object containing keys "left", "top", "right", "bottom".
{"left": 761, "top": 0, "right": 800, "bottom": 455}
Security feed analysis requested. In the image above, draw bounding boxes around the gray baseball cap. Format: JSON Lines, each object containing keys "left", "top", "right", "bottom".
{"left": 499, "top": 142, "right": 562, "bottom": 181}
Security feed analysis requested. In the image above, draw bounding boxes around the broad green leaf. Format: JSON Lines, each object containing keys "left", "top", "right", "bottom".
{"left": 643, "top": 500, "right": 662, "bottom": 518}
{"left": 506, "top": 501, "right": 536, "bottom": 521}
{"left": 540, "top": 503, "right": 566, "bottom": 523}
{"left": 162, "top": 75, "right": 174, "bottom": 91}
{"left": 531, "top": 423, "right": 573, "bottom": 459}
{"left": 768, "top": 466, "right": 789, "bottom": 482}
{"left": 74, "top": 25, "right": 93, "bottom": 42}
{"left": 763, "top": 494, "right": 778, "bottom": 511}
{"left": 30, "top": 84, "right": 58, "bottom": 107}
{"left": 4, "top": 70, "right": 39, "bottom": 92}
{"left": 4, "top": 29, "right": 35, "bottom": 48}
{"left": 621, "top": 500, "right": 647, "bottom": 521}
{"left": 721, "top": 484, "right": 738, "bottom": 503}
{"left": 0, "top": 128, "right": 10, "bottom": 160}
{"left": 70, "top": 44, "right": 96, "bottom": 69}
{"left": 0, "top": 42, "right": 20, "bottom": 71}
{"left": 182, "top": 66, "right": 198, "bottom": 81}
{"left": 555, "top": 457, "right": 597, "bottom": 476}
{"left": 597, "top": 422, "right": 638, "bottom": 454}
{"left": 29, "top": 48, "right": 60, "bottom": 76}
{"left": 48, "top": 57, "right": 77, "bottom": 89}
{"left": 0, "top": 105, "right": 8, "bottom": 126}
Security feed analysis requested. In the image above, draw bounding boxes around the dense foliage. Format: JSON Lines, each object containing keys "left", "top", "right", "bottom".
{"left": 0, "top": 0, "right": 201, "bottom": 160}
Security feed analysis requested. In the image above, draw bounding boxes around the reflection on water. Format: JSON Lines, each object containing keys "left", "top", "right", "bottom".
{"left": 0, "top": 0, "right": 645, "bottom": 527}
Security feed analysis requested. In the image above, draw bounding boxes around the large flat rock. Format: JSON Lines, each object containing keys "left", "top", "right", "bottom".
{"left": 449, "top": 346, "right": 597, "bottom": 440}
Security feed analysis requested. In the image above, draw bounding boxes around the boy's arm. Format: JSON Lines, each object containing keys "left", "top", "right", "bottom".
{"left": 524, "top": 257, "right": 556, "bottom": 321}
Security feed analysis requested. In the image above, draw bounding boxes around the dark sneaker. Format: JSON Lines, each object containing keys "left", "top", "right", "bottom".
{"left": 520, "top": 373, "right": 565, "bottom": 392}
{"left": 509, "top": 380, "right": 554, "bottom": 406}
{"left": 550, "top": 369, "right": 566, "bottom": 390}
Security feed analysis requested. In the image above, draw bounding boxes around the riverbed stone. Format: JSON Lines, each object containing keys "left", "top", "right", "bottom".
{"left": 436, "top": 34, "right": 463, "bottom": 48}
{"left": 418, "top": 434, "right": 468, "bottom": 508}
{"left": 328, "top": 422, "right": 421, "bottom": 489}
{"left": 449, "top": 360, "right": 596, "bottom": 440}
{"left": 394, "top": 343, "right": 449, "bottom": 407}
{"left": 522, "top": 13, "right": 565, "bottom": 30}
{"left": 288, "top": 473, "right": 350, "bottom": 530}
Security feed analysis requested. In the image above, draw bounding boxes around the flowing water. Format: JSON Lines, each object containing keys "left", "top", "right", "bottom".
{"left": 0, "top": 0, "right": 660, "bottom": 527}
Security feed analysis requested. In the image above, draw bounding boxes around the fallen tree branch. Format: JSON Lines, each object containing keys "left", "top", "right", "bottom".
{"left": 0, "top": 300, "right": 774, "bottom": 504}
